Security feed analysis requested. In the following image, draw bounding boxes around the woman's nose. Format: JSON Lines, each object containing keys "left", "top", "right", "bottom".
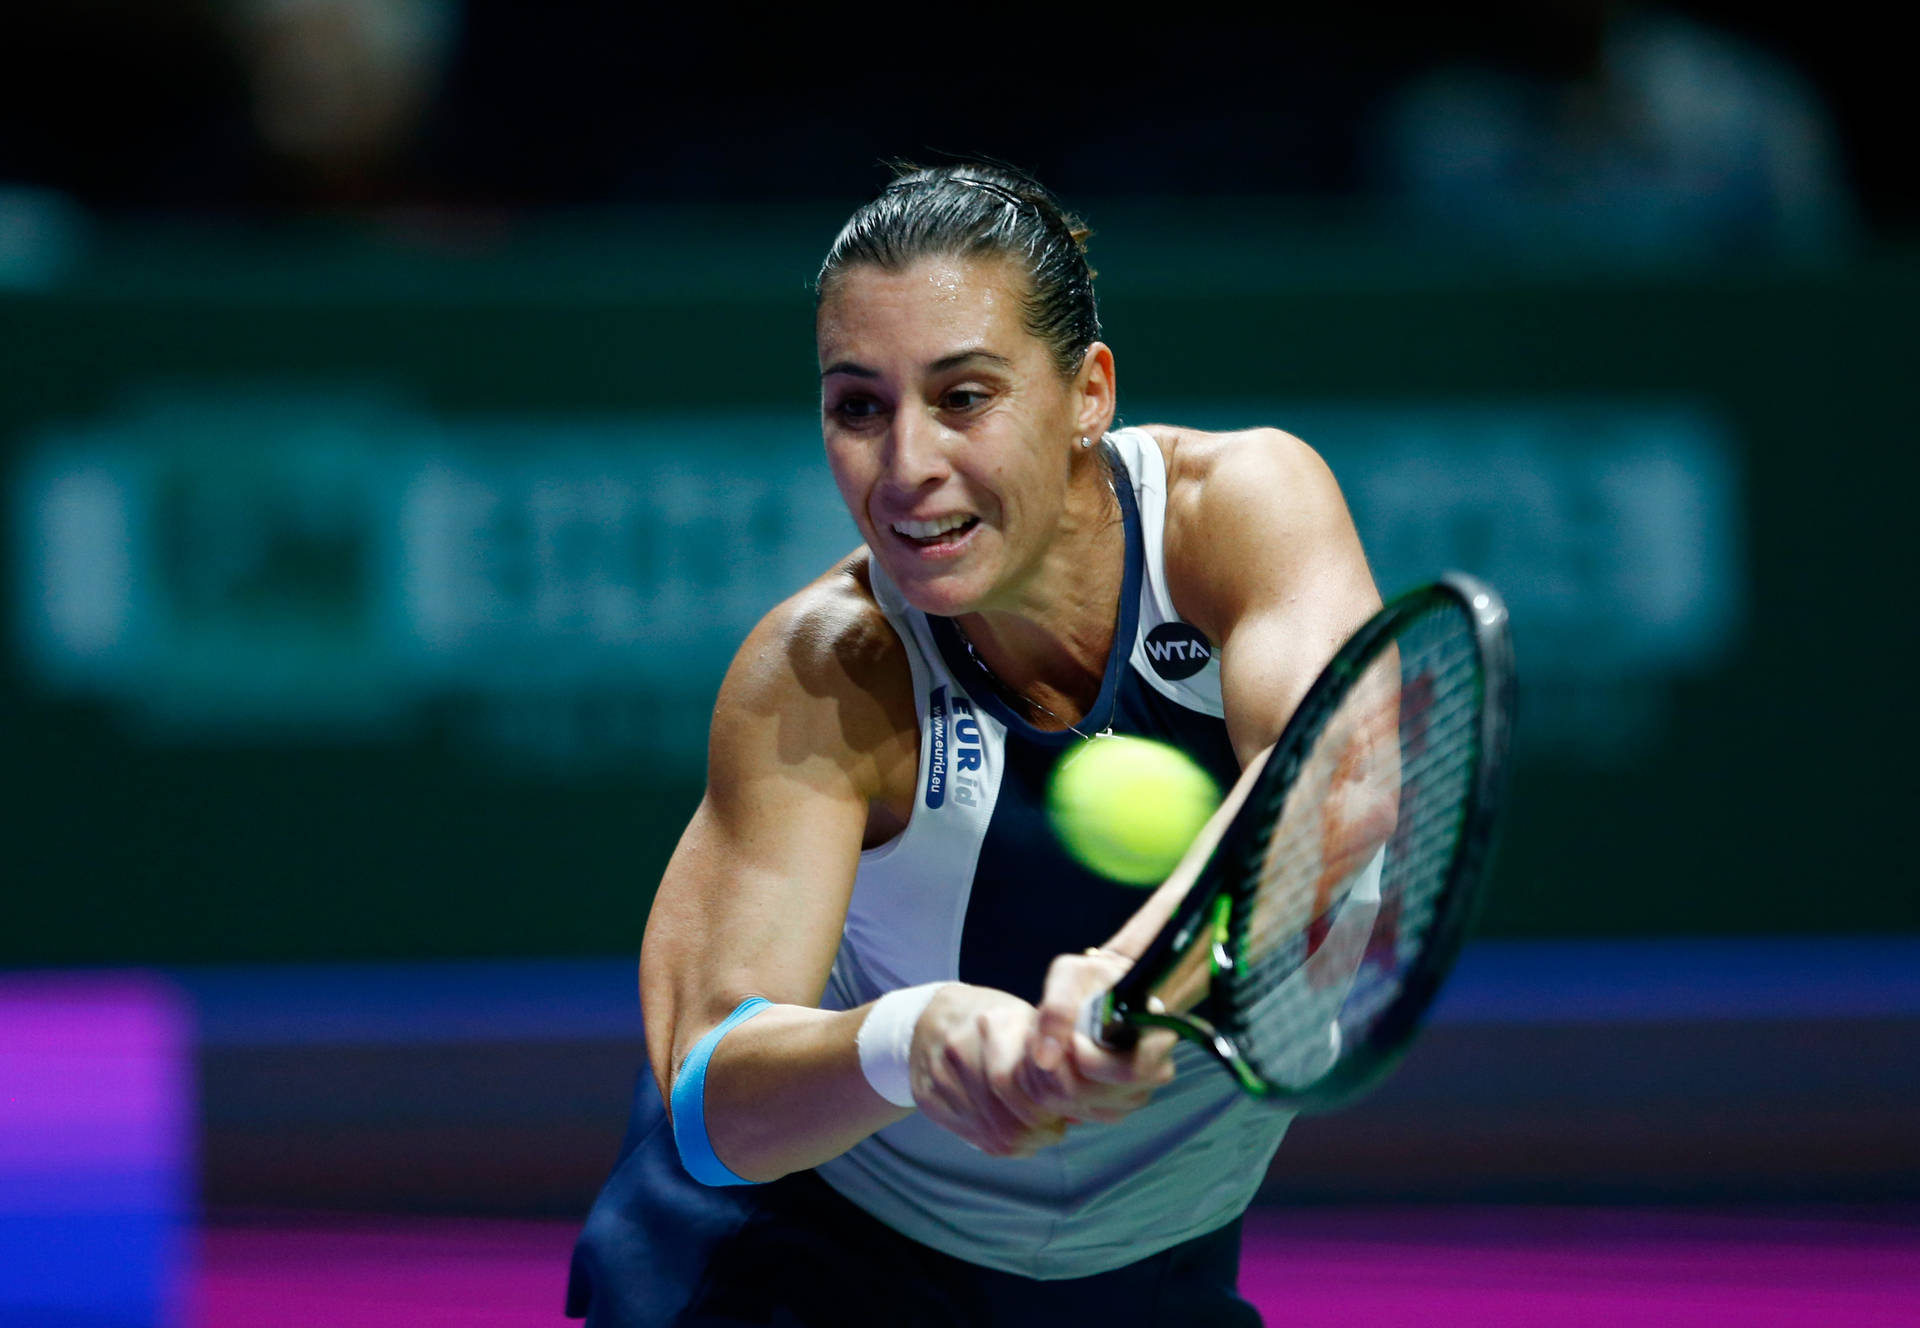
{"left": 882, "top": 408, "right": 951, "bottom": 495}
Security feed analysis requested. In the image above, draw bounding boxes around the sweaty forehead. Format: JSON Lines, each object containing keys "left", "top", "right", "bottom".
{"left": 817, "top": 256, "right": 1031, "bottom": 368}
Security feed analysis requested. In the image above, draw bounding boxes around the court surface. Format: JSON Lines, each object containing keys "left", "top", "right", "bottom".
{"left": 198, "top": 1203, "right": 1920, "bottom": 1326}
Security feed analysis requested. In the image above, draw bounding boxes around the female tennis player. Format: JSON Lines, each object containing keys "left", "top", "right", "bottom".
{"left": 568, "top": 163, "right": 1381, "bottom": 1327}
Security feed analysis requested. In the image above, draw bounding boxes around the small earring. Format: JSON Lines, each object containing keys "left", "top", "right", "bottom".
{"left": 1078, "top": 435, "right": 1092, "bottom": 449}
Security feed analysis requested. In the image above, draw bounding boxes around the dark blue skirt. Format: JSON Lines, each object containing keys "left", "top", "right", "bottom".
{"left": 567, "top": 1068, "right": 1262, "bottom": 1328}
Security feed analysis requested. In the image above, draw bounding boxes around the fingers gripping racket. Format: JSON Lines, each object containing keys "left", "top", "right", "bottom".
{"left": 1077, "top": 573, "right": 1516, "bottom": 1112}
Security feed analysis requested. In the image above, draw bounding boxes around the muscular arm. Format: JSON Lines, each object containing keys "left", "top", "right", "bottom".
{"left": 1163, "top": 426, "right": 1382, "bottom": 764}
{"left": 639, "top": 571, "right": 917, "bottom": 1182}
{"left": 1028, "top": 428, "right": 1385, "bottom": 1071}
{"left": 1104, "top": 427, "right": 1381, "bottom": 955}
{"left": 641, "top": 565, "right": 1077, "bottom": 1181}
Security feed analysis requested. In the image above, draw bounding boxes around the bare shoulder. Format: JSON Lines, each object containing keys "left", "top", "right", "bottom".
{"left": 1136, "top": 425, "right": 1379, "bottom": 756}
{"left": 1139, "top": 424, "right": 1365, "bottom": 640}
{"left": 1144, "top": 423, "right": 1340, "bottom": 515}
{"left": 711, "top": 549, "right": 917, "bottom": 802}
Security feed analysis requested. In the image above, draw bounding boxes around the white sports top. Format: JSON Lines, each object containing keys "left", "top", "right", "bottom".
{"left": 813, "top": 428, "right": 1296, "bottom": 1279}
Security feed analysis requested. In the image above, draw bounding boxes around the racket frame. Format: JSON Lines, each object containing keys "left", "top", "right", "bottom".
{"left": 1086, "top": 571, "right": 1516, "bottom": 1111}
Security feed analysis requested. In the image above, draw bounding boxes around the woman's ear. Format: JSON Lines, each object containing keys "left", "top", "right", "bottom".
{"left": 1074, "top": 342, "right": 1118, "bottom": 441}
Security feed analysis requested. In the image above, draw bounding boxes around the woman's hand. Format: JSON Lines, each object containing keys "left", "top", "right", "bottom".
{"left": 909, "top": 985, "right": 1071, "bottom": 1157}
{"left": 1018, "top": 949, "right": 1177, "bottom": 1126}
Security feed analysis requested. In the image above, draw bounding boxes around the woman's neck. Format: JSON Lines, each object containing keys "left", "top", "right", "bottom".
{"left": 955, "top": 465, "right": 1125, "bottom": 727}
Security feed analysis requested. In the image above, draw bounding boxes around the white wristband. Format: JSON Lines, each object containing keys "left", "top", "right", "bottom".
{"left": 856, "top": 982, "right": 944, "bottom": 1108}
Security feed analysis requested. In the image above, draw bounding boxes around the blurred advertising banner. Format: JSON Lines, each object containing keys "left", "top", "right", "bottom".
{"left": 14, "top": 391, "right": 856, "bottom": 768}
{"left": 15, "top": 390, "right": 1734, "bottom": 771}
{"left": 1155, "top": 402, "right": 1742, "bottom": 766}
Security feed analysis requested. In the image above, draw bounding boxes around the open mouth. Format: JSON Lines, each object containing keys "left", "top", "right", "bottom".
{"left": 890, "top": 514, "right": 980, "bottom": 549}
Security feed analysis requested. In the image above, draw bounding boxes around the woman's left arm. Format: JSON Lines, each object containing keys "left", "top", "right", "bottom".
{"left": 1163, "top": 426, "right": 1382, "bottom": 764}
{"left": 1023, "top": 426, "right": 1384, "bottom": 1095}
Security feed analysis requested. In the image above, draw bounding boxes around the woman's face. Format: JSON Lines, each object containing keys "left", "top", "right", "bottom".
{"left": 817, "top": 254, "right": 1109, "bottom": 618}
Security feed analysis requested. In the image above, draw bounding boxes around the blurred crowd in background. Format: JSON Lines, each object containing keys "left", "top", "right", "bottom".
{"left": 0, "top": 1, "right": 1894, "bottom": 251}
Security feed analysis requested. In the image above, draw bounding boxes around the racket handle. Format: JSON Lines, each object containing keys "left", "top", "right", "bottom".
{"left": 1074, "top": 990, "right": 1140, "bottom": 1052}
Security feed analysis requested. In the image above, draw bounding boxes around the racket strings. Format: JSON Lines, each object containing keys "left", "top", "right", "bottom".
{"left": 1241, "top": 702, "right": 1473, "bottom": 980}
{"left": 1226, "top": 605, "right": 1485, "bottom": 1089}
{"left": 1239, "top": 641, "right": 1477, "bottom": 959}
{"left": 1239, "top": 733, "right": 1477, "bottom": 960}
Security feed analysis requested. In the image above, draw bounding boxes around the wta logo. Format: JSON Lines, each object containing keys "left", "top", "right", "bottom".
{"left": 924, "top": 686, "right": 984, "bottom": 809}
{"left": 1144, "top": 622, "right": 1213, "bottom": 681}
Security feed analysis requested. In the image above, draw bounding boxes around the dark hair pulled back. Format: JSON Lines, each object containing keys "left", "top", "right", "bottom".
{"left": 816, "top": 163, "right": 1100, "bottom": 377}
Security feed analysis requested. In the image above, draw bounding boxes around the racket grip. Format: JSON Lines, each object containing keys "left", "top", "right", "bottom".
{"left": 1074, "top": 990, "right": 1139, "bottom": 1052}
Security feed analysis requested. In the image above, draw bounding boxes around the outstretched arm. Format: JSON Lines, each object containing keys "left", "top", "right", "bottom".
{"left": 1027, "top": 427, "right": 1383, "bottom": 1085}
{"left": 641, "top": 572, "right": 1077, "bottom": 1181}
{"left": 638, "top": 584, "right": 900, "bottom": 1180}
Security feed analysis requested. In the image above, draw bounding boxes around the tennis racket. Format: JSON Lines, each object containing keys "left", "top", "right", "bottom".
{"left": 1076, "top": 572, "right": 1515, "bottom": 1112}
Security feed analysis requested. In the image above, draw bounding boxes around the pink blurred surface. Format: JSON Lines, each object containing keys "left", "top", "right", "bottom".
{"left": 1238, "top": 1206, "right": 1920, "bottom": 1328}
{"left": 202, "top": 1215, "right": 579, "bottom": 1327}
{"left": 198, "top": 1206, "right": 1920, "bottom": 1326}
{"left": 0, "top": 971, "right": 192, "bottom": 1172}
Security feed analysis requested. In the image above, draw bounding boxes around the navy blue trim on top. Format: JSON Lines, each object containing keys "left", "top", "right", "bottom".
{"left": 925, "top": 442, "right": 1143, "bottom": 747}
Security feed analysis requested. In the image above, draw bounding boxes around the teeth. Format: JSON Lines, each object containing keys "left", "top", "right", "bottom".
{"left": 892, "top": 514, "right": 973, "bottom": 540}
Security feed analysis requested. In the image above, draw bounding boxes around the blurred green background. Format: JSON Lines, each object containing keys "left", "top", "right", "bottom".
{"left": 2, "top": 2, "right": 1914, "bottom": 967}
{"left": 5, "top": 215, "right": 1915, "bottom": 963}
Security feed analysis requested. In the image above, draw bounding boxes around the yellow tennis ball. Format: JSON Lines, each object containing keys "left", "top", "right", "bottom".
{"left": 1047, "top": 736, "right": 1222, "bottom": 886}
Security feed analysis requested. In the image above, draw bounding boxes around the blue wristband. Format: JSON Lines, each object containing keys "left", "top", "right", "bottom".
{"left": 669, "top": 996, "right": 772, "bottom": 1186}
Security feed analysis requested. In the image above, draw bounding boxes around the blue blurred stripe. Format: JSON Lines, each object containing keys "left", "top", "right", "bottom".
{"left": 166, "top": 939, "right": 1920, "bottom": 1048}
{"left": 175, "top": 958, "right": 644, "bottom": 1046}
{"left": 1434, "top": 937, "right": 1920, "bottom": 1024}
{"left": 0, "top": 1212, "right": 185, "bottom": 1327}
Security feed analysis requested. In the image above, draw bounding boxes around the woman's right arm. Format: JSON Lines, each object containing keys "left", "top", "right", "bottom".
{"left": 638, "top": 575, "right": 1068, "bottom": 1181}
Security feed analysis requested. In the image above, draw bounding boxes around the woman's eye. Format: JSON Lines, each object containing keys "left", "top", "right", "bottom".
{"left": 942, "top": 388, "right": 988, "bottom": 411}
{"left": 832, "top": 396, "right": 883, "bottom": 422}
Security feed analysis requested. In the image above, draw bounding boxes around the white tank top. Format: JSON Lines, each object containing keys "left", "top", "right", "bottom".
{"left": 813, "top": 428, "right": 1295, "bottom": 1279}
